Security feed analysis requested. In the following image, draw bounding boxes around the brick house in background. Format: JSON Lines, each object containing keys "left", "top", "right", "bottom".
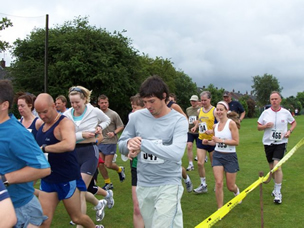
{"left": 230, "top": 89, "right": 256, "bottom": 102}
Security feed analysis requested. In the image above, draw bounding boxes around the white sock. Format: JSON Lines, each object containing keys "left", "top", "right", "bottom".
{"left": 200, "top": 177, "right": 206, "bottom": 186}
{"left": 234, "top": 187, "right": 240, "bottom": 196}
{"left": 184, "top": 175, "right": 190, "bottom": 183}
{"left": 105, "top": 191, "right": 110, "bottom": 198}
{"left": 95, "top": 201, "right": 102, "bottom": 210}
{"left": 189, "top": 161, "right": 193, "bottom": 166}
{"left": 274, "top": 183, "right": 282, "bottom": 193}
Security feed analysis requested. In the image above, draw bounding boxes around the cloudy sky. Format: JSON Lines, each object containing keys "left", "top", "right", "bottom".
{"left": 1, "top": 0, "right": 304, "bottom": 97}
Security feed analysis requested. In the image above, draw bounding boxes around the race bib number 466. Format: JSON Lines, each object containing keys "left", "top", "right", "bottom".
{"left": 270, "top": 129, "right": 282, "bottom": 141}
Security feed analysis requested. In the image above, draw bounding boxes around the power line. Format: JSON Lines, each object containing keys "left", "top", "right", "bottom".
{"left": 0, "top": 12, "right": 45, "bottom": 19}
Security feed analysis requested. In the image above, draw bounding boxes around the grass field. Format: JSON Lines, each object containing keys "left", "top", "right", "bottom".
{"left": 48, "top": 116, "right": 304, "bottom": 228}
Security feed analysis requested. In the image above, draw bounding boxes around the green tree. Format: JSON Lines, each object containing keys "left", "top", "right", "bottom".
{"left": 173, "top": 71, "right": 197, "bottom": 110}
{"left": 11, "top": 16, "right": 143, "bottom": 121}
{"left": 251, "top": 73, "right": 282, "bottom": 106}
{"left": 238, "top": 95, "right": 257, "bottom": 118}
{"left": 281, "top": 96, "right": 302, "bottom": 114}
{"left": 0, "top": 17, "right": 13, "bottom": 52}
{"left": 10, "top": 16, "right": 197, "bottom": 121}
{"left": 296, "top": 91, "right": 304, "bottom": 111}
{"left": 199, "top": 84, "right": 225, "bottom": 106}
{"left": 138, "top": 55, "right": 177, "bottom": 92}
{"left": 137, "top": 55, "right": 197, "bottom": 111}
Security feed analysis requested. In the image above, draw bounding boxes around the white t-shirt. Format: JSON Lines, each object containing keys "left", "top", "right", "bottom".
{"left": 257, "top": 107, "right": 295, "bottom": 145}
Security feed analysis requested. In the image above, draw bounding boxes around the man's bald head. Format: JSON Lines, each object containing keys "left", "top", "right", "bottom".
{"left": 35, "top": 93, "right": 54, "bottom": 107}
{"left": 35, "top": 93, "right": 57, "bottom": 124}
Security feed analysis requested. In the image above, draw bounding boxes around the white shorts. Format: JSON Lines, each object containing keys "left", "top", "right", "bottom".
{"left": 137, "top": 185, "right": 184, "bottom": 228}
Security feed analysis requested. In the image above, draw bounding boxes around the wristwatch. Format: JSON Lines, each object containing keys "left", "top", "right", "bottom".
{"left": 42, "top": 144, "right": 47, "bottom": 153}
{"left": 1, "top": 174, "right": 9, "bottom": 187}
{"left": 113, "top": 132, "right": 117, "bottom": 136}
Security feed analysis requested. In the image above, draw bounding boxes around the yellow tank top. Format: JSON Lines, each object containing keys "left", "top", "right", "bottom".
{"left": 198, "top": 106, "right": 216, "bottom": 140}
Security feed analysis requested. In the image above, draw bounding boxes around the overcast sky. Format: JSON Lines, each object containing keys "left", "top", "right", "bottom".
{"left": 1, "top": 0, "right": 304, "bottom": 97}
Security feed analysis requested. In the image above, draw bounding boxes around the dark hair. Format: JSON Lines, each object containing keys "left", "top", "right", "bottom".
{"left": 0, "top": 80, "right": 14, "bottom": 109}
{"left": 98, "top": 94, "right": 108, "bottom": 101}
{"left": 130, "top": 93, "right": 144, "bottom": 107}
{"left": 17, "top": 94, "right": 35, "bottom": 111}
{"left": 139, "top": 75, "right": 169, "bottom": 102}
{"left": 169, "top": 93, "right": 177, "bottom": 102}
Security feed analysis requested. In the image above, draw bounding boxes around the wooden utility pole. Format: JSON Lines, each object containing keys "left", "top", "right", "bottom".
{"left": 259, "top": 171, "right": 264, "bottom": 228}
{"left": 44, "top": 14, "right": 49, "bottom": 93}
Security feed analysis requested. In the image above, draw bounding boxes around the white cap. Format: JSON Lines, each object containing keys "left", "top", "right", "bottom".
{"left": 190, "top": 95, "right": 199, "bottom": 101}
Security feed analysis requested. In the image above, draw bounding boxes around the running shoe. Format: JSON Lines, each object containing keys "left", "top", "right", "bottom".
{"left": 193, "top": 184, "right": 208, "bottom": 194}
{"left": 272, "top": 190, "right": 282, "bottom": 204}
{"left": 95, "top": 199, "right": 107, "bottom": 221}
{"left": 105, "top": 190, "right": 115, "bottom": 209}
{"left": 186, "top": 164, "right": 194, "bottom": 171}
{"left": 95, "top": 225, "right": 104, "bottom": 228}
{"left": 70, "top": 220, "right": 76, "bottom": 225}
{"left": 118, "top": 166, "right": 125, "bottom": 182}
{"left": 102, "top": 183, "right": 114, "bottom": 190}
{"left": 185, "top": 179, "right": 193, "bottom": 193}
{"left": 194, "top": 156, "right": 198, "bottom": 161}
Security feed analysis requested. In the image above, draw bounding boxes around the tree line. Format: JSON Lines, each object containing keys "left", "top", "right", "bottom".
{"left": 1, "top": 16, "right": 303, "bottom": 121}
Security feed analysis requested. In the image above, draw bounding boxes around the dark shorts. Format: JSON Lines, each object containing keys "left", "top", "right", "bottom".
{"left": 187, "top": 132, "right": 199, "bottom": 145}
{"left": 75, "top": 143, "right": 99, "bottom": 176}
{"left": 212, "top": 151, "right": 240, "bottom": 173}
{"left": 87, "top": 181, "right": 98, "bottom": 195}
{"left": 197, "top": 139, "right": 215, "bottom": 152}
{"left": 98, "top": 144, "right": 117, "bottom": 156}
{"left": 87, "top": 170, "right": 99, "bottom": 195}
{"left": 131, "top": 167, "right": 138, "bottom": 187}
{"left": 40, "top": 179, "right": 86, "bottom": 200}
{"left": 264, "top": 143, "right": 286, "bottom": 163}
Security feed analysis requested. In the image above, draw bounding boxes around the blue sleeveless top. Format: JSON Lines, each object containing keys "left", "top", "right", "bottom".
{"left": 36, "top": 115, "right": 81, "bottom": 183}
{"left": 167, "top": 100, "right": 175, "bottom": 108}
{"left": 20, "top": 117, "right": 39, "bottom": 139}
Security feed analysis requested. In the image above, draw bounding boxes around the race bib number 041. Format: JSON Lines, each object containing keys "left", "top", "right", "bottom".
{"left": 141, "top": 139, "right": 164, "bottom": 164}
{"left": 141, "top": 153, "right": 164, "bottom": 164}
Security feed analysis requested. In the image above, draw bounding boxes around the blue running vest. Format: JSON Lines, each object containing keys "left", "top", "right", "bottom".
{"left": 36, "top": 115, "right": 81, "bottom": 183}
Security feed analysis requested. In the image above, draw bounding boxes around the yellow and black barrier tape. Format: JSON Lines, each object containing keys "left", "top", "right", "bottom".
{"left": 195, "top": 138, "right": 304, "bottom": 228}
{"left": 269, "top": 137, "right": 304, "bottom": 174}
